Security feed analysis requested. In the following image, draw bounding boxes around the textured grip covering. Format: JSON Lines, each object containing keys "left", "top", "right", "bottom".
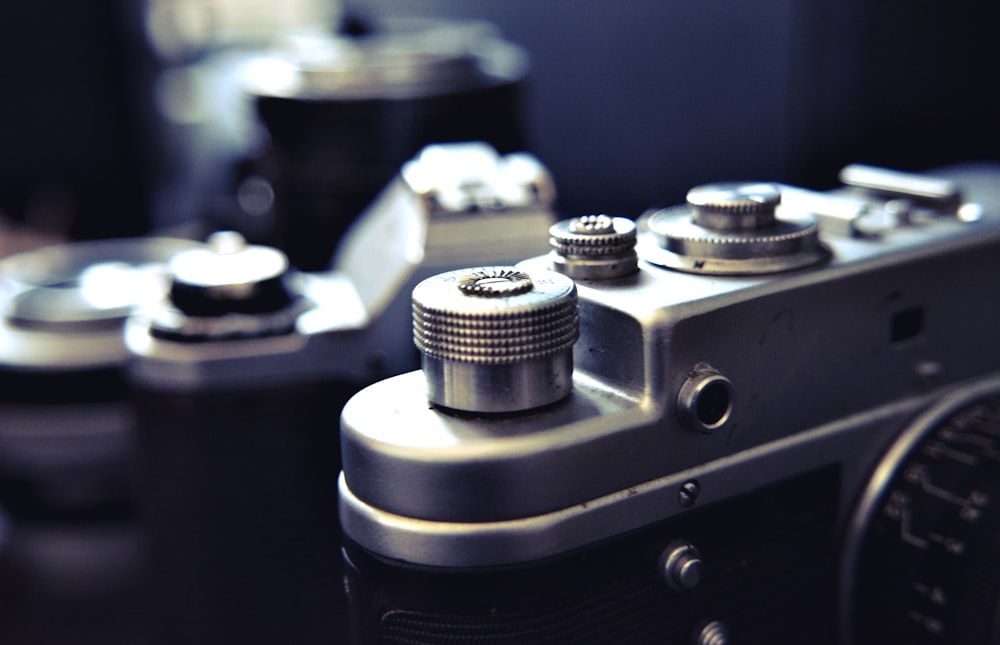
{"left": 345, "top": 468, "right": 839, "bottom": 645}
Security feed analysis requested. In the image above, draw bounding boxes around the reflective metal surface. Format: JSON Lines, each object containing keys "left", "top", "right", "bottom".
{"left": 413, "top": 266, "right": 578, "bottom": 413}
{"left": 340, "top": 164, "right": 1000, "bottom": 569}
{"left": 640, "top": 181, "right": 831, "bottom": 275}
{"left": 548, "top": 214, "right": 638, "bottom": 279}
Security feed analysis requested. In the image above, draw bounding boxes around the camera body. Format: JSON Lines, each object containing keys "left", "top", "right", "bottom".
{"left": 339, "top": 164, "right": 1000, "bottom": 644}
{"left": 233, "top": 18, "right": 530, "bottom": 270}
{"left": 0, "top": 237, "right": 196, "bottom": 645}
{"left": 124, "top": 142, "right": 555, "bottom": 644}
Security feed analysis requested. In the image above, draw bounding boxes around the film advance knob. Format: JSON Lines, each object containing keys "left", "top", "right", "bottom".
{"left": 548, "top": 214, "right": 638, "bottom": 279}
{"left": 412, "top": 266, "right": 579, "bottom": 413}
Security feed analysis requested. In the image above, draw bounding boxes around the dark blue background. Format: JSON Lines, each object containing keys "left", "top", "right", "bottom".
{"left": 1, "top": 1, "right": 998, "bottom": 238}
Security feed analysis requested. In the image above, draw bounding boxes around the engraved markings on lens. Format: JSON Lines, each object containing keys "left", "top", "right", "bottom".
{"left": 882, "top": 429, "right": 991, "bottom": 554}
{"left": 852, "top": 395, "right": 1000, "bottom": 643}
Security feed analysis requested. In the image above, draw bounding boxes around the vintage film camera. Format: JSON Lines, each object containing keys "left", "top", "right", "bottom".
{"left": 0, "top": 237, "right": 196, "bottom": 645}
{"left": 124, "top": 142, "right": 555, "bottom": 644}
{"left": 231, "top": 17, "right": 529, "bottom": 270}
{"left": 339, "top": 163, "right": 1000, "bottom": 644}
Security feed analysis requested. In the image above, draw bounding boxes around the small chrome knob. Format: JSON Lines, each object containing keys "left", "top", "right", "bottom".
{"left": 412, "top": 266, "right": 578, "bottom": 413}
{"left": 661, "top": 541, "right": 704, "bottom": 591}
{"left": 548, "top": 215, "right": 638, "bottom": 279}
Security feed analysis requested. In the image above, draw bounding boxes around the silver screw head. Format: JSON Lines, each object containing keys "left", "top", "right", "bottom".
{"left": 661, "top": 541, "right": 704, "bottom": 591}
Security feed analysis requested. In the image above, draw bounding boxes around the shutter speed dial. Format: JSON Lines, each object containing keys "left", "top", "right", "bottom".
{"left": 640, "top": 182, "right": 830, "bottom": 275}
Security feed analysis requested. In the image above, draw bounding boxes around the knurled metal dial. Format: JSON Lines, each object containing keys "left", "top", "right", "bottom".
{"left": 686, "top": 183, "right": 781, "bottom": 230}
{"left": 548, "top": 215, "right": 638, "bottom": 279}
{"left": 639, "top": 182, "right": 830, "bottom": 275}
{"left": 412, "top": 266, "right": 578, "bottom": 412}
